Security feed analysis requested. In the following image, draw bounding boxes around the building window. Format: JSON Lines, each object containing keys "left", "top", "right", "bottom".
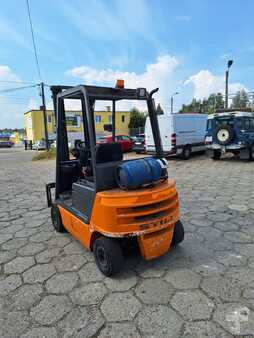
{"left": 108, "top": 115, "right": 112, "bottom": 123}
{"left": 66, "top": 116, "right": 78, "bottom": 127}
{"left": 95, "top": 115, "right": 101, "bottom": 123}
{"left": 122, "top": 115, "right": 125, "bottom": 123}
{"left": 47, "top": 115, "right": 52, "bottom": 123}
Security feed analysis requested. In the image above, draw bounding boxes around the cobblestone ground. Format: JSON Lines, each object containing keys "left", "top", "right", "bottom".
{"left": 0, "top": 148, "right": 254, "bottom": 337}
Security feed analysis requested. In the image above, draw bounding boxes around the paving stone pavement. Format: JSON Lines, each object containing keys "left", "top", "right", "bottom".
{"left": 0, "top": 148, "right": 254, "bottom": 337}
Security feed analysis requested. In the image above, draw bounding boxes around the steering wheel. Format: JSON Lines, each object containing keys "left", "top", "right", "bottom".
{"left": 71, "top": 140, "right": 90, "bottom": 168}
{"left": 71, "top": 140, "right": 85, "bottom": 158}
{"left": 76, "top": 140, "right": 86, "bottom": 150}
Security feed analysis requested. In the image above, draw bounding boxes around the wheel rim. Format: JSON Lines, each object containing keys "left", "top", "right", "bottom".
{"left": 97, "top": 247, "right": 108, "bottom": 270}
{"left": 217, "top": 129, "right": 229, "bottom": 142}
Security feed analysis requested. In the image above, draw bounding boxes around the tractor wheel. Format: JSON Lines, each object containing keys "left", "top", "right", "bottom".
{"left": 93, "top": 237, "right": 124, "bottom": 276}
{"left": 51, "top": 205, "right": 66, "bottom": 233}
{"left": 182, "top": 146, "right": 191, "bottom": 160}
{"left": 171, "top": 221, "right": 184, "bottom": 247}
{"left": 211, "top": 150, "right": 221, "bottom": 160}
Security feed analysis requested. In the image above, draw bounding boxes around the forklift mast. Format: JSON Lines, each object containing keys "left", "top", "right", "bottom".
{"left": 50, "top": 84, "right": 164, "bottom": 199}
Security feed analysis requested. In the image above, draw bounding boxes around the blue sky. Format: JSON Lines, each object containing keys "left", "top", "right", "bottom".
{"left": 0, "top": 0, "right": 253, "bottom": 127}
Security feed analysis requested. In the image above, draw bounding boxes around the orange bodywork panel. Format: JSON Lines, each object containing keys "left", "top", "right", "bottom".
{"left": 59, "top": 179, "right": 180, "bottom": 260}
{"left": 138, "top": 226, "right": 174, "bottom": 260}
{"left": 59, "top": 206, "right": 91, "bottom": 249}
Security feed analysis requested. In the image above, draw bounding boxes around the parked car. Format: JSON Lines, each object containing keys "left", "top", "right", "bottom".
{"left": 205, "top": 111, "right": 254, "bottom": 160}
{"left": 97, "top": 135, "right": 133, "bottom": 152}
{"left": 51, "top": 140, "right": 57, "bottom": 148}
{"left": 145, "top": 113, "right": 207, "bottom": 159}
{"left": 33, "top": 140, "right": 46, "bottom": 150}
{"left": 0, "top": 141, "right": 14, "bottom": 148}
{"left": 132, "top": 134, "right": 146, "bottom": 153}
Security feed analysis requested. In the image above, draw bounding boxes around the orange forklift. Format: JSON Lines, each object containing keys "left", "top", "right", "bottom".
{"left": 46, "top": 81, "right": 184, "bottom": 276}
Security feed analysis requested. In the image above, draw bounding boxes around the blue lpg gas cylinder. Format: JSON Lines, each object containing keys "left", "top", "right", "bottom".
{"left": 116, "top": 157, "right": 162, "bottom": 190}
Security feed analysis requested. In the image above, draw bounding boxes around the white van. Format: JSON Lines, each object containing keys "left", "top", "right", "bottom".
{"left": 145, "top": 113, "right": 207, "bottom": 159}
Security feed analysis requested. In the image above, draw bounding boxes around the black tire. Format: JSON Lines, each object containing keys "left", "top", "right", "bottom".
{"left": 93, "top": 237, "right": 124, "bottom": 276}
{"left": 182, "top": 146, "right": 191, "bottom": 160}
{"left": 51, "top": 205, "right": 66, "bottom": 233}
{"left": 250, "top": 146, "right": 254, "bottom": 160}
{"left": 211, "top": 150, "right": 221, "bottom": 160}
{"left": 171, "top": 221, "right": 184, "bottom": 247}
{"left": 214, "top": 125, "right": 234, "bottom": 146}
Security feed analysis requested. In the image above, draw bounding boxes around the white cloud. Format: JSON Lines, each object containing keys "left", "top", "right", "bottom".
{"left": 0, "top": 65, "right": 19, "bottom": 85}
{"left": 27, "top": 98, "right": 39, "bottom": 110}
{"left": 184, "top": 70, "right": 248, "bottom": 99}
{"left": 66, "top": 55, "right": 179, "bottom": 111}
{"left": 0, "top": 66, "right": 38, "bottom": 128}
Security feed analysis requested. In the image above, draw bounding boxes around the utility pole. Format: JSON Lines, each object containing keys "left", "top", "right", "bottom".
{"left": 170, "top": 92, "right": 179, "bottom": 114}
{"left": 225, "top": 60, "right": 233, "bottom": 109}
{"left": 40, "top": 82, "right": 49, "bottom": 151}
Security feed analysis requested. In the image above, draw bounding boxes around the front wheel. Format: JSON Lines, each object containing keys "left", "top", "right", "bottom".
{"left": 93, "top": 237, "right": 124, "bottom": 276}
{"left": 171, "top": 221, "right": 184, "bottom": 247}
{"left": 51, "top": 205, "right": 66, "bottom": 233}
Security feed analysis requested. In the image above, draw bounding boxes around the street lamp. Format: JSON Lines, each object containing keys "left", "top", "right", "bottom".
{"left": 171, "top": 92, "right": 179, "bottom": 114}
{"left": 225, "top": 60, "right": 233, "bottom": 109}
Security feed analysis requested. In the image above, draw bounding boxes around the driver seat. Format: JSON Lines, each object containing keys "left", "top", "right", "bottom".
{"left": 96, "top": 143, "right": 123, "bottom": 163}
{"left": 95, "top": 143, "right": 123, "bottom": 191}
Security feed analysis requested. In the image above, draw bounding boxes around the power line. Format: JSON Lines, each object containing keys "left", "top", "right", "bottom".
{"left": 0, "top": 80, "right": 35, "bottom": 84}
{"left": 26, "top": 0, "right": 42, "bottom": 81}
{"left": 0, "top": 84, "right": 38, "bottom": 94}
{"left": 0, "top": 95, "right": 36, "bottom": 99}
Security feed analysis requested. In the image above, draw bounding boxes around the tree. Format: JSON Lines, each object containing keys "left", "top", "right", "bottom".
{"left": 128, "top": 108, "right": 146, "bottom": 129}
{"left": 179, "top": 93, "right": 225, "bottom": 114}
{"left": 179, "top": 98, "right": 202, "bottom": 113}
{"left": 231, "top": 89, "right": 249, "bottom": 109}
{"left": 156, "top": 103, "right": 164, "bottom": 115}
{"left": 215, "top": 93, "right": 224, "bottom": 110}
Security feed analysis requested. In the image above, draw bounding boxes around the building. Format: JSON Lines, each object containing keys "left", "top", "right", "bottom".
{"left": 24, "top": 109, "right": 131, "bottom": 143}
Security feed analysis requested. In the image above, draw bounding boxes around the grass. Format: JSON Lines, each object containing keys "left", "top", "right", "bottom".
{"left": 32, "top": 148, "right": 56, "bottom": 161}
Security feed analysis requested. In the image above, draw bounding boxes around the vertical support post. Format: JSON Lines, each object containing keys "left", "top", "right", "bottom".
{"left": 225, "top": 70, "right": 229, "bottom": 109}
{"left": 147, "top": 97, "right": 163, "bottom": 158}
{"left": 112, "top": 100, "right": 116, "bottom": 142}
{"left": 41, "top": 82, "right": 49, "bottom": 150}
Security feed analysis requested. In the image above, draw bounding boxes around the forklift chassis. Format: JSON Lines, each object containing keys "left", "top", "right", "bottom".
{"left": 46, "top": 83, "right": 184, "bottom": 276}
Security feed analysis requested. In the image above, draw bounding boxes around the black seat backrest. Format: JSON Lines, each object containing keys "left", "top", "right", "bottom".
{"left": 96, "top": 143, "right": 123, "bottom": 163}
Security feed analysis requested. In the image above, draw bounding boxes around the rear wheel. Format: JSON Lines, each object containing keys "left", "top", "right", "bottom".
{"left": 211, "top": 150, "right": 221, "bottom": 160}
{"left": 93, "top": 237, "right": 124, "bottom": 276}
{"left": 171, "top": 221, "right": 184, "bottom": 247}
{"left": 51, "top": 205, "right": 66, "bottom": 233}
{"left": 182, "top": 146, "right": 191, "bottom": 160}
